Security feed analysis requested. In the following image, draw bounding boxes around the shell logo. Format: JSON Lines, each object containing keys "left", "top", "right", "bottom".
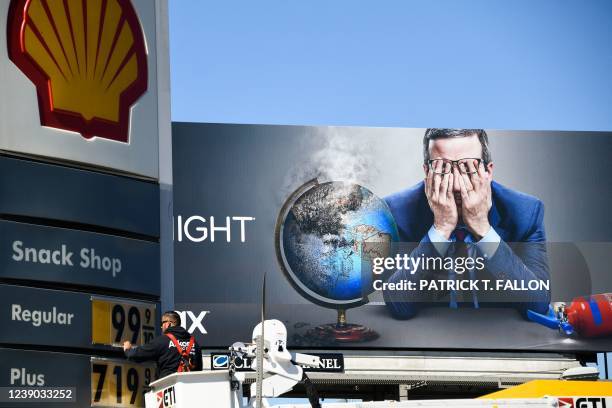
{"left": 7, "top": 0, "right": 148, "bottom": 143}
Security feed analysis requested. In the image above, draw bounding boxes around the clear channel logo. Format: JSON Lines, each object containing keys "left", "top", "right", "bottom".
{"left": 212, "top": 354, "right": 229, "bottom": 369}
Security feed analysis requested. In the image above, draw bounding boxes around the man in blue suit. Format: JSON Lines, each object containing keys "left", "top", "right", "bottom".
{"left": 383, "top": 128, "right": 550, "bottom": 319}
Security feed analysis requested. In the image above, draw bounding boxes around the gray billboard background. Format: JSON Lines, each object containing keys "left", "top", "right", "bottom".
{"left": 173, "top": 123, "right": 612, "bottom": 351}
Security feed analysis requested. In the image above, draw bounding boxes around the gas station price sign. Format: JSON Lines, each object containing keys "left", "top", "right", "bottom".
{"left": 92, "top": 297, "right": 157, "bottom": 347}
{"left": 91, "top": 358, "right": 154, "bottom": 407}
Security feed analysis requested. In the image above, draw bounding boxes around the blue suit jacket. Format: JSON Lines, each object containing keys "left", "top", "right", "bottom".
{"left": 383, "top": 180, "right": 551, "bottom": 318}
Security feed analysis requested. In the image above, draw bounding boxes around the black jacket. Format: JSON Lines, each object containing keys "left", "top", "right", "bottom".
{"left": 124, "top": 326, "right": 203, "bottom": 379}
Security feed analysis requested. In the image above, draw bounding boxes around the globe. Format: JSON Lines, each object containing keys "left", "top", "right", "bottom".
{"left": 275, "top": 180, "right": 399, "bottom": 309}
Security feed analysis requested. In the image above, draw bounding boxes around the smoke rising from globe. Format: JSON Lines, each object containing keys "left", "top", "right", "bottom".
{"left": 281, "top": 127, "right": 381, "bottom": 201}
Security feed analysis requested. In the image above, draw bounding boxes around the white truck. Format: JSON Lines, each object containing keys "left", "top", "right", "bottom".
{"left": 144, "top": 319, "right": 608, "bottom": 408}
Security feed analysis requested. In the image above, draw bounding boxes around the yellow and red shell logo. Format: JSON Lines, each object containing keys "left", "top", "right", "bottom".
{"left": 7, "top": 0, "right": 148, "bottom": 143}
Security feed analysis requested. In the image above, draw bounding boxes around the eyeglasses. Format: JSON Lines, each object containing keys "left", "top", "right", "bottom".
{"left": 428, "top": 158, "right": 484, "bottom": 175}
{"left": 161, "top": 320, "right": 172, "bottom": 325}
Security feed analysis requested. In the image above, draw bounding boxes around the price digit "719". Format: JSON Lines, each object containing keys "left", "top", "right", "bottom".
{"left": 92, "top": 362, "right": 141, "bottom": 406}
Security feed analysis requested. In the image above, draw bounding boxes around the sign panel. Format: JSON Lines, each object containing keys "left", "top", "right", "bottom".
{"left": 0, "top": 348, "right": 91, "bottom": 407}
{"left": 0, "top": 220, "right": 160, "bottom": 296}
{"left": 92, "top": 298, "right": 157, "bottom": 347}
{"left": 0, "top": 349, "right": 154, "bottom": 408}
{"left": 0, "top": 284, "right": 90, "bottom": 347}
{"left": 0, "top": 284, "right": 158, "bottom": 349}
{"left": 0, "top": 0, "right": 161, "bottom": 179}
{"left": 173, "top": 123, "right": 612, "bottom": 352}
{"left": 90, "top": 358, "right": 154, "bottom": 408}
{"left": 0, "top": 155, "right": 160, "bottom": 238}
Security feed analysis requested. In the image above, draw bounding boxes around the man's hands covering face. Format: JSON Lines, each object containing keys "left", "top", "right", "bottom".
{"left": 455, "top": 159, "right": 492, "bottom": 240}
{"left": 425, "top": 159, "right": 493, "bottom": 241}
{"left": 425, "top": 160, "right": 458, "bottom": 240}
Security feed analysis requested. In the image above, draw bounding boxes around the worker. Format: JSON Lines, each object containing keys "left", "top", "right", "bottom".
{"left": 123, "top": 311, "right": 203, "bottom": 378}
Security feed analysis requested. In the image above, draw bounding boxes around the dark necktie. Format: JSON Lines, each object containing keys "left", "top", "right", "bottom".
{"left": 455, "top": 228, "right": 466, "bottom": 242}
{"left": 449, "top": 228, "right": 479, "bottom": 308}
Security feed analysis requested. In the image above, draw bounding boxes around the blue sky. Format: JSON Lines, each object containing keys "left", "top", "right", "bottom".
{"left": 169, "top": 0, "right": 612, "bottom": 131}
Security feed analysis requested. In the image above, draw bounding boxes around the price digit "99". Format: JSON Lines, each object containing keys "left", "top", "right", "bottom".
{"left": 112, "top": 305, "right": 140, "bottom": 344}
{"left": 92, "top": 298, "right": 156, "bottom": 347}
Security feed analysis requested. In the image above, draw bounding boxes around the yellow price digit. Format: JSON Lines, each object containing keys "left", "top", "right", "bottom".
{"left": 91, "top": 359, "right": 154, "bottom": 407}
{"left": 92, "top": 298, "right": 156, "bottom": 346}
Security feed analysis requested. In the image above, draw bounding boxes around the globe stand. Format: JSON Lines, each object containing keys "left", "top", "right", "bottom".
{"left": 308, "top": 309, "right": 378, "bottom": 343}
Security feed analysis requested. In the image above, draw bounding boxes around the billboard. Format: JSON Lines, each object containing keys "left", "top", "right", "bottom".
{"left": 173, "top": 123, "right": 612, "bottom": 352}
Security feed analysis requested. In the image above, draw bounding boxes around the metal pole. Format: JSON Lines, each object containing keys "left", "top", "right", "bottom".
{"left": 256, "top": 273, "right": 266, "bottom": 407}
